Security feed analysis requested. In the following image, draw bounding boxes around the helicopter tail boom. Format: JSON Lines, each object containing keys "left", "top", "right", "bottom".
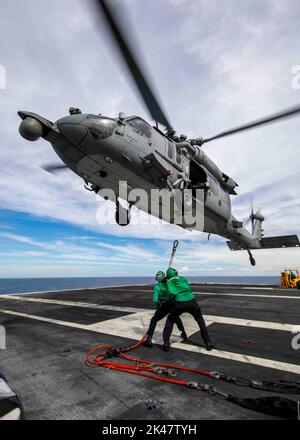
{"left": 227, "top": 234, "right": 300, "bottom": 251}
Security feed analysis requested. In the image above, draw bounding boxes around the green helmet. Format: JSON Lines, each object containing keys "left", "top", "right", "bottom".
{"left": 155, "top": 271, "right": 165, "bottom": 282}
{"left": 166, "top": 267, "right": 178, "bottom": 279}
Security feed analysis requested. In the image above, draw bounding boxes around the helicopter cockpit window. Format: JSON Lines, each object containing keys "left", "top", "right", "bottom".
{"left": 127, "top": 117, "right": 152, "bottom": 139}
{"left": 167, "top": 140, "right": 175, "bottom": 161}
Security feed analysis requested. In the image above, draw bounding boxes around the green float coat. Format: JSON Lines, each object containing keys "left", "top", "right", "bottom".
{"left": 152, "top": 282, "right": 168, "bottom": 306}
{"left": 166, "top": 269, "right": 195, "bottom": 302}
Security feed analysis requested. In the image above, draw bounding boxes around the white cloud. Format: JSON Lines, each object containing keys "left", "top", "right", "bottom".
{"left": 97, "top": 242, "right": 157, "bottom": 259}
{"left": 0, "top": 0, "right": 299, "bottom": 275}
{"left": 180, "top": 265, "right": 190, "bottom": 272}
{"left": 0, "top": 228, "right": 299, "bottom": 277}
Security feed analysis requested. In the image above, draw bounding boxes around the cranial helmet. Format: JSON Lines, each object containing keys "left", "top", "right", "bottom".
{"left": 155, "top": 271, "right": 165, "bottom": 282}
{"left": 166, "top": 268, "right": 178, "bottom": 279}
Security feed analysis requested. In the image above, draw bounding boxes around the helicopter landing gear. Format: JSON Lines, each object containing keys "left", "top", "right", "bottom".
{"left": 247, "top": 249, "right": 256, "bottom": 266}
{"left": 115, "top": 199, "right": 131, "bottom": 226}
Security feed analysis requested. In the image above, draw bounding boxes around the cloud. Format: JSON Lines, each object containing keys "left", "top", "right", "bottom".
{"left": 0, "top": 230, "right": 160, "bottom": 266}
{"left": 0, "top": 0, "right": 299, "bottom": 276}
{"left": 180, "top": 265, "right": 190, "bottom": 272}
{"left": 97, "top": 242, "right": 157, "bottom": 259}
{"left": 0, "top": 226, "right": 299, "bottom": 277}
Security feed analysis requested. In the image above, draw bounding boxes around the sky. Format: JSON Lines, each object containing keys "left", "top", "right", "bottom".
{"left": 0, "top": 0, "right": 300, "bottom": 278}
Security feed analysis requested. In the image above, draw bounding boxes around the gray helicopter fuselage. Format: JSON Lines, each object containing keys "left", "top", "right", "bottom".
{"left": 18, "top": 110, "right": 259, "bottom": 249}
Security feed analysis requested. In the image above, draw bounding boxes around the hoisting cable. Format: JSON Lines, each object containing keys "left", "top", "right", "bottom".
{"left": 86, "top": 337, "right": 299, "bottom": 419}
{"left": 168, "top": 240, "right": 178, "bottom": 269}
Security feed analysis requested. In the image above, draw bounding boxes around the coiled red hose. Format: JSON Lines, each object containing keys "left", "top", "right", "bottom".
{"left": 86, "top": 334, "right": 212, "bottom": 386}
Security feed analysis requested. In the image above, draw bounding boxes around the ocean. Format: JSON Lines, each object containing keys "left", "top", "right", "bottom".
{"left": 0, "top": 276, "right": 280, "bottom": 295}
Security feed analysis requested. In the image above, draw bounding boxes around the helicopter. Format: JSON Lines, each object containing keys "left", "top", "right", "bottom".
{"left": 18, "top": 0, "right": 300, "bottom": 266}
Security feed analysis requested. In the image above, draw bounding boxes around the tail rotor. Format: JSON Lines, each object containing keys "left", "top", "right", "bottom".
{"left": 244, "top": 197, "right": 255, "bottom": 234}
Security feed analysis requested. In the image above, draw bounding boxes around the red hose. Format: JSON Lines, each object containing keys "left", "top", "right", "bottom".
{"left": 86, "top": 334, "right": 213, "bottom": 386}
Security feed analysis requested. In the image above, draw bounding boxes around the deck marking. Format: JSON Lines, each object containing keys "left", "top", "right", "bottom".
{"left": 0, "top": 307, "right": 198, "bottom": 341}
{"left": 0, "top": 308, "right": 298, "bottom": 375}
{"left": 242, "top": 287, "right": 275, "bottom": 290}
{"left": 172, "top": 342, "right": 300, "bottom": 375}
{"left": 0, "top": 308, "right": 102, "bottom": 332}
{"left": 0, "top": 295, "right": 147, "bottom": 314}
{"left": 111, "top": 289, "right": 300, "bottom": 299}
{"left": 0, "top": 296, "right": 296, "bottom": 331}
{"left": 1, "top": 288, "right": 296, "bottom": 300}
{"left": 203, "top": 315, "right": 296, "bottom": 332}
{"left": 88, "top": 311, "right": 296, "bottom": 333}
{"left": 196, "top": 292, "right": 300, "bottom": 299}
{"left": 87, "top": 310, "right": 207, "bottom": 341}
{"left": 0, "top": 283, "right": 150, "bottom": 296}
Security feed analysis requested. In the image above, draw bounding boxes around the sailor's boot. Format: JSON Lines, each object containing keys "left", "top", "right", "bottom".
{"left": 142, "top": 335, "right": 153, "bottom": 348}
{"left": 181, "top": 331, "right": 188, "bottom": 342}
{"left": 163, "top": 342, "right": 171, "bottom": 352}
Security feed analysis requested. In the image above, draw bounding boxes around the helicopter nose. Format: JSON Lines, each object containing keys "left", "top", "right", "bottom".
{"left": 56, "top": 114, "right": 88, "bottom": 146}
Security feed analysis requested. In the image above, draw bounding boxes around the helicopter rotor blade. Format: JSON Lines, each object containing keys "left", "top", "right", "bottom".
{"left": 42, "top": 163, "right": 69, "bottom": 174}
{"left": 242, "top": 197, "right": 255, "bottom": 232}
{"left": 250, "top": 196, "right": 254, "bottom": 234}
{"left": 202, "top": 104, "right": 300, "bottom": 144}
{"left": 95, "top": 0, "right": 173, "bottom": 133}
{"left": 243, "top": 215, "right": 252, "bottom": 226}
{"left": 243, "top": 214, "right": 254, "bottom": 233}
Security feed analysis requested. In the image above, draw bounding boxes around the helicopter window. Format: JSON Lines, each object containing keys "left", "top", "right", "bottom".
{"left": 176, "top": 145, "right": 182, "bottom": 165}
{"left": 167, "top": 140, "right": 174, "bottom": 160}
{"left": 167, "top": 140, "right": 181, "bottom": 165}
{"left": 128, "top": 117, "right": 152, "bottom": 138}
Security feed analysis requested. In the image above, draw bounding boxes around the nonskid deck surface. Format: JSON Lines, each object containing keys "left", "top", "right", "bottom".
{"left": 0, "top": 284, "right": 299, "bottom": 420}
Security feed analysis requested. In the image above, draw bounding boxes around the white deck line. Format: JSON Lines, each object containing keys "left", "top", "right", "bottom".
{"left": 0, "top": 296, "right": 296, "bottom": 331}
{"left": 0, "top": 308, "right": 98, "bottom": 332}
{"left": 0, "top": 307, "right": 298, "bottom": 374}
{"left": 242, "top": 287, "right": 275, "bottom": 290}
{"left": 195, "top": 292, "right": 300, "bottom": 299}
{"left": 0, "top": 284, "right": 287, "bottom": 297}
{"left": 0, "top": 283, "right": 152, "bottom": 297}
{"left": 103, "top": 289, "right": 299, "bottom": 299}
{"left": 203, "top": 314, "right": 296, "bottom": 331}
{"left": 0, "top": 295, "right": 148, "bottom": 314}
{"left": 172, "top": 342, "right": 300, "bottom": 375}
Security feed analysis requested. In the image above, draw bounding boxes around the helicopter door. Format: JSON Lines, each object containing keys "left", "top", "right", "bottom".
{"left": 165, "top": 140, "right": 187, "bottom": 171}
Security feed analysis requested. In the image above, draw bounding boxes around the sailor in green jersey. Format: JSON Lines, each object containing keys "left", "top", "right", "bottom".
{"left": 162, "top": 268, "right": 213, "bottom": 352}
{"left": 143, "top": 270, "right": 187, "bottom": 348}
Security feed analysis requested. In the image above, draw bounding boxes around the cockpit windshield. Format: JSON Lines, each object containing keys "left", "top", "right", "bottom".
{"left": 127, "top": 117, "right": 152, "bottom": 139}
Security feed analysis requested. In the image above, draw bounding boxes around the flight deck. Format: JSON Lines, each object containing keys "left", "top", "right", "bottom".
{"left": 0, "top": 283, "right": 299, "bottom": 420}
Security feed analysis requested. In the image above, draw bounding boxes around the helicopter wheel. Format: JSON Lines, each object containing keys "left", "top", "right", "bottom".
{"left": 115, "top": 204, "right": 131, "bottom": 226}
{"left": 249, "top": 256, "right": 256, "bottom": 266}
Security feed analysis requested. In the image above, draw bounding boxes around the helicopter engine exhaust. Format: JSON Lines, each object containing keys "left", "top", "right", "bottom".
{"left": 19, "top": 117, "right": 43, "bottom": 141}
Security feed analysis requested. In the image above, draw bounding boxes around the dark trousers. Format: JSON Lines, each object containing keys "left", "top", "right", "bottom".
{"left": 163, "top": 298, "right": 211, "bottom": 345}
{"left": 147, "top": 302, "right": 185, "bottom": 337}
